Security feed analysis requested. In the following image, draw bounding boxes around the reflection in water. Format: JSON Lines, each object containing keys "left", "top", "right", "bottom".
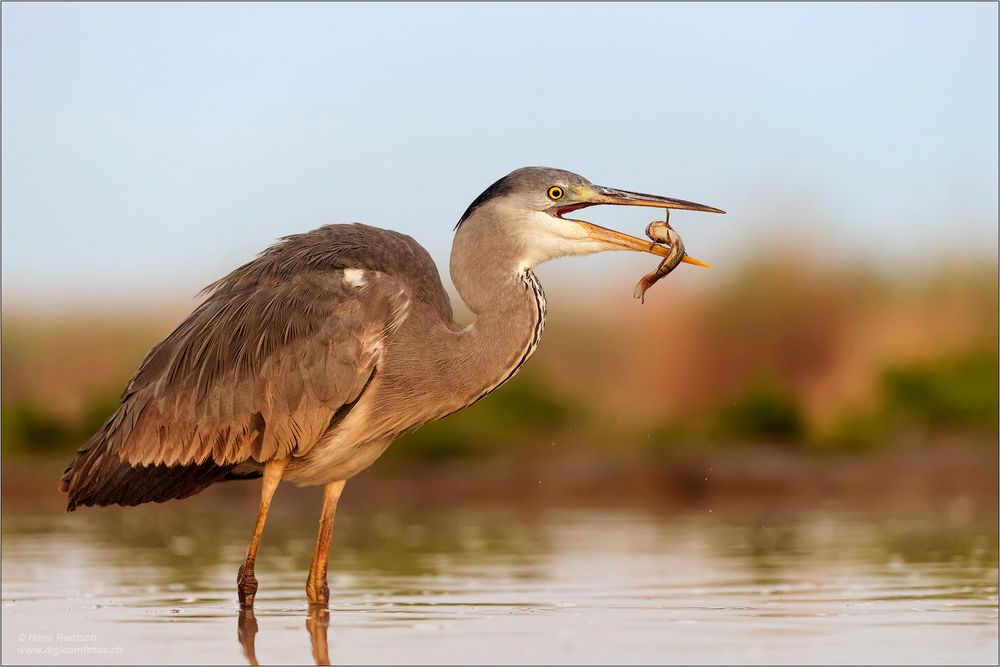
{"left": 304, "top": 608, "right": 330, "bottom": 666}
{"left": 2, "top": 503, "right": 997, "bottom": 664}
{"left": 237, "top": 608, "right": 258, "bottom": 665}
{"left": 237, "top": 607, "right": 330, "bottom": 666}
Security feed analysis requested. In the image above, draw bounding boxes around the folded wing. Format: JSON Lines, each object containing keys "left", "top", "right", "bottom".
{"left": 61, "top": 225, "right": 415, "bottom": 509}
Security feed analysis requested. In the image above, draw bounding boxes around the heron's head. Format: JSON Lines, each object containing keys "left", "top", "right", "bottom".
{"left": 455, "top": 166, "right": 724, "bottom": 269}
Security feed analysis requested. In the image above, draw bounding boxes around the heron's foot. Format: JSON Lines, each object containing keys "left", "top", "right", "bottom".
{"left": 237, "top": 563, "right": 259, "bottom": 607}
{"left": 305, "top": 577, "right": 330, "bottom": 608}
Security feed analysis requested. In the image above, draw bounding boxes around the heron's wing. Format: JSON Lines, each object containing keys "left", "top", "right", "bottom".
{"left": 60, "top": 224, "right": 443, "bottom": 509}
{"left": 100, "top": 269, "right": 405, "bottom": 468}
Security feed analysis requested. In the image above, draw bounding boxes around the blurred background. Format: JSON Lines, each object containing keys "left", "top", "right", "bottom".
{"left": 2, "top": 3, "right": 997, "bottom": 664}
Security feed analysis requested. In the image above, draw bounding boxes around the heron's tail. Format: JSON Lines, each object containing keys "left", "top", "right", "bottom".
{"left": 59, "top": 411, "right": 237, "bottom": 511}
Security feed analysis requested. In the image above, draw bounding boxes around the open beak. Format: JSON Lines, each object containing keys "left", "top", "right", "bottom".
{"left": 557, "top": 185, "right": 724, "bottom": 267}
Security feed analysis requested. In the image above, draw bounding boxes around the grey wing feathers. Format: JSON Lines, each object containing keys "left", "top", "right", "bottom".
{"left": 60, "top": 224, "right": 421, "bottom": 508}
{"left": 121, "top": 272, "right": 380, "bottom": 467}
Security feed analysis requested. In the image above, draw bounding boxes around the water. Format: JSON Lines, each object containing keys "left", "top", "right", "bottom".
{"left": 2, "top": 500, "right": 997, "bottom": 664}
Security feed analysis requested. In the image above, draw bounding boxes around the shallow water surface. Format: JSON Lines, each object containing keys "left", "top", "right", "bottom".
{"left": 3, "top": 503, "right": 997, "bottom": 664}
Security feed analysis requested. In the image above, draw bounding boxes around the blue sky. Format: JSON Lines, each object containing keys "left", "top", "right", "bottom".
{"left": 3, "top": 3, "right": 997, "bottom": 306}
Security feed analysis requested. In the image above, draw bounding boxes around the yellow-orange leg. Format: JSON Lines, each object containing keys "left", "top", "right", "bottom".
{"left": 237, "top": 459, "right": 287, "bottom": 607}
{"left": 305, "top": 480, "right": 346, "bottom": 607}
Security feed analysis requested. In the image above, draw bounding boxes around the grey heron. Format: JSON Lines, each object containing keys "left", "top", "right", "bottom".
{"left": 60, "top": 166, "right": 724, "bottom": 607}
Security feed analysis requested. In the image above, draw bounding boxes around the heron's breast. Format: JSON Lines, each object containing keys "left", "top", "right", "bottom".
{"left": 282, "top": 380, "right": 395, "bottom": 486}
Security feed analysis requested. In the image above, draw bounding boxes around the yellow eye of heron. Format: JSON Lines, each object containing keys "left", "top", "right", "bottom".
{"left": 547, "top": 186, "right": 564, "bottom": 200}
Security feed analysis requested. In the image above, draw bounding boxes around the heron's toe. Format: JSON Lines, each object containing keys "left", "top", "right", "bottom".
{"left": 306, "top": 581, "right": 330, "bottom": 607}
{"left": 237, "top": 564, "right": 259, "bottom": 607}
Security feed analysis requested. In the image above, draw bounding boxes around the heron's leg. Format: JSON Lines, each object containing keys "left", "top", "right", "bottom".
{"left": 237, "top": 458, "right": 287, "bottom": 607}
{"left": 305, "top": 480, "right": 346, "bottom": 607}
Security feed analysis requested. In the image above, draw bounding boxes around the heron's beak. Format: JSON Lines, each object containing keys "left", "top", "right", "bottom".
{"left": 590, "top": 186, "right": 726, "bottom": 215}
{"left": 557, "top": 185, "right": 724, "bottom": 267}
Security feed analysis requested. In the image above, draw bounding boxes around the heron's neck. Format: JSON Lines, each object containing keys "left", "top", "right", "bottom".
{"left": 374, "top": 231, "right": 546, "bottom": 434}
{"left": 442, "top": 228, "right": 547, "bottom": 410}
{"left": 456, "top": 268, "right": 546, "bottom": 406}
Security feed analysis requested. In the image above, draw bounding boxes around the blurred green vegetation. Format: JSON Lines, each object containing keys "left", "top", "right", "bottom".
{"left": 817, "top": 348, "right": 999, "bottom": 452}
{"left": 883, "top": 348, "right": 998, "bottom": 431}
{"left": 646, "top": 349, "right": 999, "bottom": 452}
{"left": 2, "top": 393, "right": 120, "bottom": 455}
{"left": 385, "top": 376, "right": 576, "bottom": 463}
{"left": 710, "top": 374, "right": 806, "bottom": 443}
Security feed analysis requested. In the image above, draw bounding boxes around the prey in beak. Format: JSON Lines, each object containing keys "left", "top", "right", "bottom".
{"left": 633, "top": 212, "right": 687, "bottom": 303}
{"left": 553, "top": 184, "right": 724, "bottom": 267}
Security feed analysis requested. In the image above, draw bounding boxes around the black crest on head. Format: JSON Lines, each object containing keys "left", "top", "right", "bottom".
{"left": 455, "top": 175, "right": 517, "bottom": 229}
